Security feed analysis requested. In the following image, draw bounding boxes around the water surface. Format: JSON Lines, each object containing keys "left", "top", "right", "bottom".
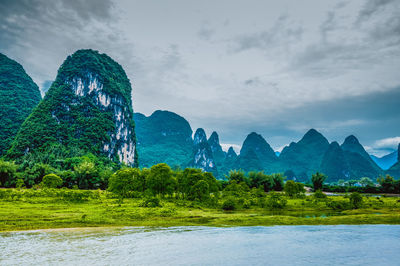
{"left": 1, "top": 225, "right": 399, "bottom": 265}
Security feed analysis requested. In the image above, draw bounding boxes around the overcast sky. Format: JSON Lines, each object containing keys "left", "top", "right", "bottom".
{"left": 1, "top": 0, "right": 399, "bottom": 156}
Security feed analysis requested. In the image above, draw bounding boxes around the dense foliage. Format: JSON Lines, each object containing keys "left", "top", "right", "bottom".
{"left": 6, "top": 49, "right": 137, "bottom": 168}
{"left": 0, "top": 53, "right": 41, "bottom": 156}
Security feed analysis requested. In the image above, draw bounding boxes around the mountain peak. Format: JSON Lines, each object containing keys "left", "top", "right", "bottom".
{"left": 208, "top": 131, "right": 219, "bottom": 145}
{"left": 194, "top": 128, "right": 207, "bottom": 145}
{"left": 300, "top": 129, "right": 328, "bottom": 144}
{"left": 227, "top": 147, "right": 237, "bottom": 158}
{"left": 240, "top": 132, "right": 277, "bottom": 164}
{"left": 343, "top": 135, "right": 360, "bottom": 145}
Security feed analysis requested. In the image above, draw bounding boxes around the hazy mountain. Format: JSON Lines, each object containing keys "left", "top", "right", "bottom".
{"left": 134, "top": 110, "right": 193, "bottom": 168}
{"left": 371, "top": 151, "right": 397, "bottom": 170}
{"left": 190, "top": 128, "right": 217, "bottom": 174}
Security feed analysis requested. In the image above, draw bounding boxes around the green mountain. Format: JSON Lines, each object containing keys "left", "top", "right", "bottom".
{"left": 340, "top": 135, "right": 382, "bottom": 179}
{"left": 279, "top": 129, "right": 330, "bottom": 181}
{"left": 7, "top": 49, "right": 137, "bottom": 166}
{"left": 371, "top": 151, "right": 397, "bottom": 170}
{"left": 387, "top": 144, "right": 400, "bottom": 179}
{"left": 320, "top": 141, "right": 350, "bottom": 182}
{"left": 223, "top": 147, "right": 238, "bottom": 173}
{"left": 0, "top": 53, "right": 41, "bottom": 156}
{"left": 208, "top": 131, "right": 226, "bottom": 167}
{"left": 239, "top": 132, "right": 277, "bottom": 170}
{"left": 133, "top": 110, "right": 193, "bottom": 168}
{"left": 191, "top": 128, "right": 217, "bottom": 174}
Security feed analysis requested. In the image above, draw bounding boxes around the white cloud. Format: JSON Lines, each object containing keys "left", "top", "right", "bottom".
{"left": 373, "top": 137, "right": 400, "bottom": 149}
{"left": 220, "top": 143, "right": 241, "bottom": 154}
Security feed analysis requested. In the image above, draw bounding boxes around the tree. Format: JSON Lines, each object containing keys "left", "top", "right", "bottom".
{"left": 24, "top": 163, "right": 53, "bottom": 187}
{"left": 359, "top": 177, "right": 374, "bottom": 187}
{"left": 41, "top": 174, "right": 63, "bottom": 188}
{"left": 284, "top": 180, "right": 305, "bottom": 198}
{"left": 248, "top": 171, "right": 274, "bottom": 192}
{"left": 74, "top": 160, "right": 99, "bottom": 189}
{"left": 349, "top": 192, "right": 363, "bottom": 209}
{"left": 227, "top": 170, "right": 246, "bottom": 183}
{"left": 189, "top": 180, "right": 210, "bottom": 201}
{"left": 108, "top": 168, "right": 145, "bottom": 198}
{"left": 266, "top": 192, "right": 287, "bottom": 209}
{"left": 377, "top": 175, "right": 396, "bottom": 193}
{"left": 0, "top": 160, "right": 17, "bottom": 187}
{"left": 146, "top": 163, "right": 176, "bottom": 196}
{"left": 311, "top": 172, "right": 327, "bottom": 191}
{"left": 271, "top": 173, "right": 285, "bottom": 191}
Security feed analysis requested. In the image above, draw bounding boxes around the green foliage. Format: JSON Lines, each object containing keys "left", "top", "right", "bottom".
{"left": 189, "top": 180, "right": 210, "bottom": 201}
{"left": 284, "top": 180, "right": 305, "bottom": 198}
{"left": 377, "top": 175, "right": 399, "bottom": 193}
{"left": 311, "top": 172, "right": 327, "bottom": 191}
{"left": 227, "top": 169, "right": 246, "bottom": 183}
{"left": 222, "top": 197, "right": 236, "bottom": 210}
{"left": 349, "top": 192, "right": 363, "bottom": 209}
{"left": 139, "top": 197, "right": 161, "bottom": 207}
{"left": 146, "top": 163, "right": 176, "bottom": 196}
{"left": 6, "top": 49, "right": 137, "bottom": 168}
{"left": 266, "top": 192, "right": 287, "bottom": 209}
{"left": 313, "top": 189, "right": 327, "bottom": 199}
{"left": 271, "top": 173, "right": 285, "bottom": 191}
{"left": 0, "top": 160, "right": 18, "bottom": 187}
{"left": 0, "top": 53, "right": 41, "bottom": 156}
{"left": 41, "top": 174, "right": 63, "bottom": 188}
{"left": 23, "top": 163, "right": 53, "bottom": 187}
{"left": 108, "top": 168, "right": 144, "bottom": 198}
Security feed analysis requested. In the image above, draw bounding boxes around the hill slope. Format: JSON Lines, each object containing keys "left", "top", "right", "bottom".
{"left": 0, "top": 53, "right": 41, "bottom": 155}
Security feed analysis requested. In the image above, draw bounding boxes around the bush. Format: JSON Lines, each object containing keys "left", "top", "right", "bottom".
{"left": 139, "top": 197, "right": 161, "bottom": 207}
{"left": 222, "top": 198, "right": 236, "bottom": 211}
{"left": 313, "top": 189, "right": 327, "bottom": 199}
{"left": 284, "top": 180, "right": 305, "bottom": 198}
{"left": 349, "top": 192, "right": 363, "bottom": 209}
{"left": 326, "top": 199, "right": 349, "bottom": 210}
{"left": 41, "top": 174, "right": 63, "bottom": 188}
{"left": 266, "top": 192, "right": 287, "bottom": 209}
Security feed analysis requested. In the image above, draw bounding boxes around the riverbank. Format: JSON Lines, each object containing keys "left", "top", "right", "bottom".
{"left": 1, "top": 189, "right": 399, "bottom": 231}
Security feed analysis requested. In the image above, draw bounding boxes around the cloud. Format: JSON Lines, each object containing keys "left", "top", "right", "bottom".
{"left": 220, "top": 143, "right": 241, "bottom": 154}
{"left": 373, "top": 137, "right": 400, "bottom": 150}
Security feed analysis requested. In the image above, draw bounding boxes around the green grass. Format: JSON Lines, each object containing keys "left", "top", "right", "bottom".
{"left": 0, "top": 189, "right": 399, "bottom": 231}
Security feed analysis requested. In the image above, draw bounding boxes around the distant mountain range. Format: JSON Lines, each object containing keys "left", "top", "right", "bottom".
{"left": 371, "top": 151, "right": 397, "bottom": 170}
{"left": 134, "top": 110, "right": 400, "bottom": 181}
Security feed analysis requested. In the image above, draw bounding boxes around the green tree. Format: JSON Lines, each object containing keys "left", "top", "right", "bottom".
{"left": 248, "top": 171, "right": 274, "bottom": 191}
{"left": 189, "top": 180, "right": 210, "bottom": 201}
{"left": 271, "top": 173, "right": 285, "bottom": 191}
{"left": 377, "top": 175, "right": 396, "bottom": 193}
{"left": 284, "top": 180, "right": 305, "bottom": 198}
{"left": 108, "top": 168, "right": 145, "bottom": 198}
{"left": 24, "top": 163, "right": 53, "bottom": 187}
{"left": 146, "top": 163, "right": 176, "bottom": 196}
{"left": 349, "top": 192, "right": 363, "bottom": 209}
{"left": 227, "top": 170, "right": 246, "bottom": 183}
{"left": 41, "top": 174, "right": 63, "bottom": 188}
{"left": 266, "top": 192, "right": 287, "bottom": 209}
{"left": 359, "top": 177, "right": 374, "bottom": 187}
{"left": 0, "top": 160, "right": 17, "bottom": 187}
{"left": 311, "top": 172, "right": 327, "bottom": 191}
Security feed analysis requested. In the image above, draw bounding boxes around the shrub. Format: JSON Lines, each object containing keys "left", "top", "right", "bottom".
{"left": 222, "top": 198, "right": 236, "bottom": 211}
{"left": 313, "top": 189, "right": 327, "bottom": 199}
{"left": 349, "top": 192, "right": 363, "bottom": 209}
{"left": 139, "top": 197, "right": 161, "bottom": 207}
{"left": 266, "top": 192, "right": 287, "bottom": 209}
{"left": 284, "top": 180, "right": 305, "bottom": 198}
{"left": 41, "top": 174, "right": 63, "bottom": 188}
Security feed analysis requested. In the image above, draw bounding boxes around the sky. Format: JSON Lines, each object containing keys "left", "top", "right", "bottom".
{"left": 0, "top": 0, "right": 399, "bottom": 156}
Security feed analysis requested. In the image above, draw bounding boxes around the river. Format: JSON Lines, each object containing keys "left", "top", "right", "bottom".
{"left": 1, "top": 225, "right": 399, "bottom": 265}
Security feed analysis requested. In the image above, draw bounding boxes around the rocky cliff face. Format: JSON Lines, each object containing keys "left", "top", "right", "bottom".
{"left": 0, "top": 53, "right": 41, "bottom": 155}
{"left": 7, "top": 49, "right": 137, "bottom": 166}
{"left": 208, "top": 131, "right": 226, "bottom": 165}
{"left": 191, "top": 128, "right": 217, "bottom": 173}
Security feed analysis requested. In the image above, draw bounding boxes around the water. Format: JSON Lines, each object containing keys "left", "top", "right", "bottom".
{"left": 1, "top": 225, "right": 400, "bottom": 265}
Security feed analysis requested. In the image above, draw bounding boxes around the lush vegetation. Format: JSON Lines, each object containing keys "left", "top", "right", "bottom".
{"left": 0, "top": 163, "right": 399, "bottom": 231}
{"left": 0, "top": 53, "right": 41, "bottom": 156}
{"left": 6, "top": 49, "right": 137, "bottom": 167}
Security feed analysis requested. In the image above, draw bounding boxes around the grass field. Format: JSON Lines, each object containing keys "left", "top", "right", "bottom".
{"left": 1, "top": 188, "right": 399, "bottom": 231}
